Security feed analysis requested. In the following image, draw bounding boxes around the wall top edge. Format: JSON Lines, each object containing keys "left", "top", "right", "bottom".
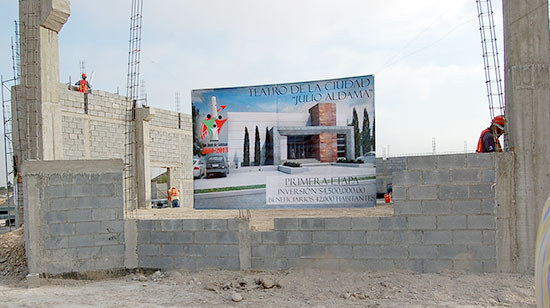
{"left": 22, "top": 159, "right": 124, "bottom": 175}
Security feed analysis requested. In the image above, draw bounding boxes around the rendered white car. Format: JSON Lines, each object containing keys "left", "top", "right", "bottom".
{"left": 193, "top": 158, "right": 205, "bottom": 179}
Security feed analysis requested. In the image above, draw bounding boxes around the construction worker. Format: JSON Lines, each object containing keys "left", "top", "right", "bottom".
{"left": 476, "top": 115, "right": 505, "bottom": 153}
{"left": 75, "top": 73, "right": 90, "bottom": 93}
{"left": 169, "top": 186, "right": 180, "bottom": 208}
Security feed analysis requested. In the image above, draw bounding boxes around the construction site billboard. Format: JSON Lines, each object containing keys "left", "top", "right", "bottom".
{"left": 191, "top": 75, "right": 376, "bottom": 209}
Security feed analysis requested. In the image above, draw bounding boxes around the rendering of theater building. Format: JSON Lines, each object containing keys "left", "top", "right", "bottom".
{"left": 192, "top": 75, "right": 376, "bottom": 210}
{"left": 226, "top": 102, "right": 355, "bottom": 166}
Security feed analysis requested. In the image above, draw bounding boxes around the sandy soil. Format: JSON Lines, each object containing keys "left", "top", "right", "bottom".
{"left": 135, "top": 204, "right": 394, "bottom": 231}
{"left": 0, "top": 268, "right": 535, "bottom": 308}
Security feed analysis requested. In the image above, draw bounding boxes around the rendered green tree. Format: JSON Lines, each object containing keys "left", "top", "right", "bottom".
{"left": 254, "top": 126, "right": 261, "bottom": 166}
{"left": 191, "top": 104, "right": 203, "bottom": 156}
{"left": 243, "top": 127, "right": 250, "bottom": 167}
{"left": 352, "top": 108, "right": 360, "bottom": 158}
{"left": 361, "top": 108, "right": 371, "bottom": 153}
{"left": 264, "top": 127, "right": 273, "bottom": 165}
{"left": 371, "top": 118, "right": 376, "bottom": 151}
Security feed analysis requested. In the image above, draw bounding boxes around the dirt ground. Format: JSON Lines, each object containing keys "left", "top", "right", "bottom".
{"left": 0, "top": 268, "right": 535, "bottom": 308}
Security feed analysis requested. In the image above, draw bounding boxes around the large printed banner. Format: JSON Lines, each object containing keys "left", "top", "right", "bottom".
{"left": 191, "top": 75, "right": 375, "bottom": 209}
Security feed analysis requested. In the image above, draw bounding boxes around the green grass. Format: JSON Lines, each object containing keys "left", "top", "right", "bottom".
{"left": 194, "top": 184, "right": 266, "bottom": 194}
{"left": 194, "top": 176, "right": 376, "bottom": 194}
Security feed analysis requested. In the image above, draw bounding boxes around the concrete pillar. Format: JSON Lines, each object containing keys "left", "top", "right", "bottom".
{"left": 17, "top": 0, "right": 69, "bottom": 226}
{"left": 18, "top": 0, "right": 69, "bottom": 161}
{"left": 502, "top": 0, "right": 550, "bottom": 273}
{"left": 135, "top": 107, "right": 154, "bottom": 209}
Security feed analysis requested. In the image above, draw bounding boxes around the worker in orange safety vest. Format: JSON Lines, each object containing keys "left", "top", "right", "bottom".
{"left": 169, "top": 187, "right": 180, "bottom": 208}
{"left": 476, "top": 115, "right": 505, "bottom": 153}
{"left": 75, "top": 73, "right": 90, "bottom": 93}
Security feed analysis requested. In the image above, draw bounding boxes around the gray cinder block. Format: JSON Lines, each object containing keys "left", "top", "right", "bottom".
{"left": 423, "top": 231, "right": 452, "bottom": 245}
{"left": 216, "top": 231, "right": 239, "bottom": 244}
{"left": 453, "top": 230, "right": 483, "bottom": 245}
{"left": 137, "top": 244, "right": 160, "bottom": 256}
{"left": 423, "top": 170, "right": 451, "bottom": 185}
{"left": 380, "top": 245, "right": 408, "bottom": 259}
{"left": 438, "top": 245, "right": 469, "bottom": 259}
{"left": 313, "top": 231, "right": 339, "bottom": 244}
{"left": 469, "top": 184, "right": 494, "bottom": 199}
{"left": 183, "top": 244, "right": 205, "bottom": 257}
{"left": 300, "top": 218, "right": 324, "bottom": 230}
{"left": 408, "top": 216, "right": 436, "bottom": 230}
{"left": 438, "top": 154, "right": 467, "bottom": 169}
{"left": 182, "top": 219, "right": 204, "bottom": 231}
{"left": 409, "top": 186, "right": 438, "bottom": 201}
{"left": 252, "top": 245, "right": 275, "bottom": 258}
{"left": 453, "top": 200, "right": 481, "bottom": 215}
{"left": 324, "top": 218, "right": 351, "bottom": 230}
{"left": 422, "top": 201, "right": 452, "bottom": 215}
{"left": 301, "top": 245, "right": 326, "bottom": 258}
{"left": 393, "top": 170, "right": 422, "bottom": 186}
{"left": 380, "top": 216, "right": 407, "bottom": 230}
{"left": 351, "top": 217, "right": 380, "bottom": 230}
{"left": 437, "top": 216, "right": 467, "bottom": 230}
{"left": 326, "top": 245, "right": 353, "bottom": 258}
{"left": 287, "top": 231, "right": 312, "bottom": 244}
{"left": 172, "top": 232, "right": 193, "bottom": 243}
{"left": 204, "top": 219, "right": 228, "bottom": 231}
{"left": 262, "top": 232, "right": 287, "bottom": 244}
{"left": 160, "top": 220, "right": 183, "bottom": 231}
{"left": 366, "top": 230, "right": 394, "bottom": 244}
{"left": 394, "top": 231, "right": 423, "bottom": 245}
{"left": 451, "top": 169, "right": 480, "bottom": 183}
{"left": 440, "top": 185, "right": 468, "bottom": 200}
{"left": 393, "top": 201, "right": 422, "bottom": 216}
{"left": 68, "top": 235, "right": 94, "bottom": 248}
{"left": 150, "top": 231, "right": 173, "bottom": 244}
{"left": 468, "top": 215, "right": 496, "bottom": 230}
{"left": 276, "top": 245, "right": 300, "bottom": 258}
{"left": 194, "top": 232, "right": 216, "bottom": 244}
{"left": 75, "top": 221, "right": 101, "bottom": 235}
{"left": 409, "top": 245, "right": 437, "bottom": 259}
{"left": 49, "top": 223, "right": 75, "bottom": 236}
{"left": 407, "top": 156, "right": 436, "bottom": 170}
{"left": 161, "top": 244, "right": 184, "bottom": 256}
{"left": 274, "top": 218, "right": 299, "bottom": 230}
{"left": 67, "top": 209, "right": 92, "bottom": 223}
{"left": 339, "top": 231, "right": 366, "bottom": 245}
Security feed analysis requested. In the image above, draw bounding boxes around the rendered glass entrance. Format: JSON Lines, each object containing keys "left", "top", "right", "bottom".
{"left": 287, "top": 135, "right": 315, "bottom": 159}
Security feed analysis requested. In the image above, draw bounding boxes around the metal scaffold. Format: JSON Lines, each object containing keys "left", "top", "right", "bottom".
{"left": 475, "top": 0, "right": 507, "bottom": 149}
{"left": 1, "top": 21, "right": 22, "bottom": 229}
{"left": 125, "top": 0, "right": 144, "bottom": 217}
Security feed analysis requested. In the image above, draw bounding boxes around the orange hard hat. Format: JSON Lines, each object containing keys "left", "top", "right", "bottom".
{"left": 82, "top": 73, "right": 87, "bottom": 78}
{"left": 492, "top": 115, "right": 505, "bottom": 129}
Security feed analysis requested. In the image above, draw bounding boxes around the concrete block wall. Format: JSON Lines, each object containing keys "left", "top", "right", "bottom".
{"left": 23, "top": 160, "right": 125, "bottom": 275}
{"left": 136, "top": 153, "right": 497, "bottom": 273}
{"left": 136, "top": 219, "right": 243, "bottom": 270}
{"left": 58, "top": 85, "right": 194, "bottom": 207}
{"left": 376, "top": 157, "right": 406, "bottom": 195}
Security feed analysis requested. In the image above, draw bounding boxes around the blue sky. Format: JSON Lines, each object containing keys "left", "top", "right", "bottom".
{"left": 0, "top": 0, "right": 506, "bottom": 184}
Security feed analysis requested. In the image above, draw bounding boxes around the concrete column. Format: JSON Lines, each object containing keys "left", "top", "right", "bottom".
{"left": 18, "top": 0, "right": 69, "bottom": 161}
{"left": 135, "top": 107, "right": 154, "bottom": 209}
{"left": 17, "top": 0, "right": 69, "bottom": 226}
{"left": 502, "top": 0, "right": 550, "bottom": 273}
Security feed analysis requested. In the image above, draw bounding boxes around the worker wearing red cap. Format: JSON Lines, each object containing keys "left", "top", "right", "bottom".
{"left": 476, "top": 115, "right": 505, "bottom": 152}
{"left": 75, "top": 73, "right": 90, "bottom": 93}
